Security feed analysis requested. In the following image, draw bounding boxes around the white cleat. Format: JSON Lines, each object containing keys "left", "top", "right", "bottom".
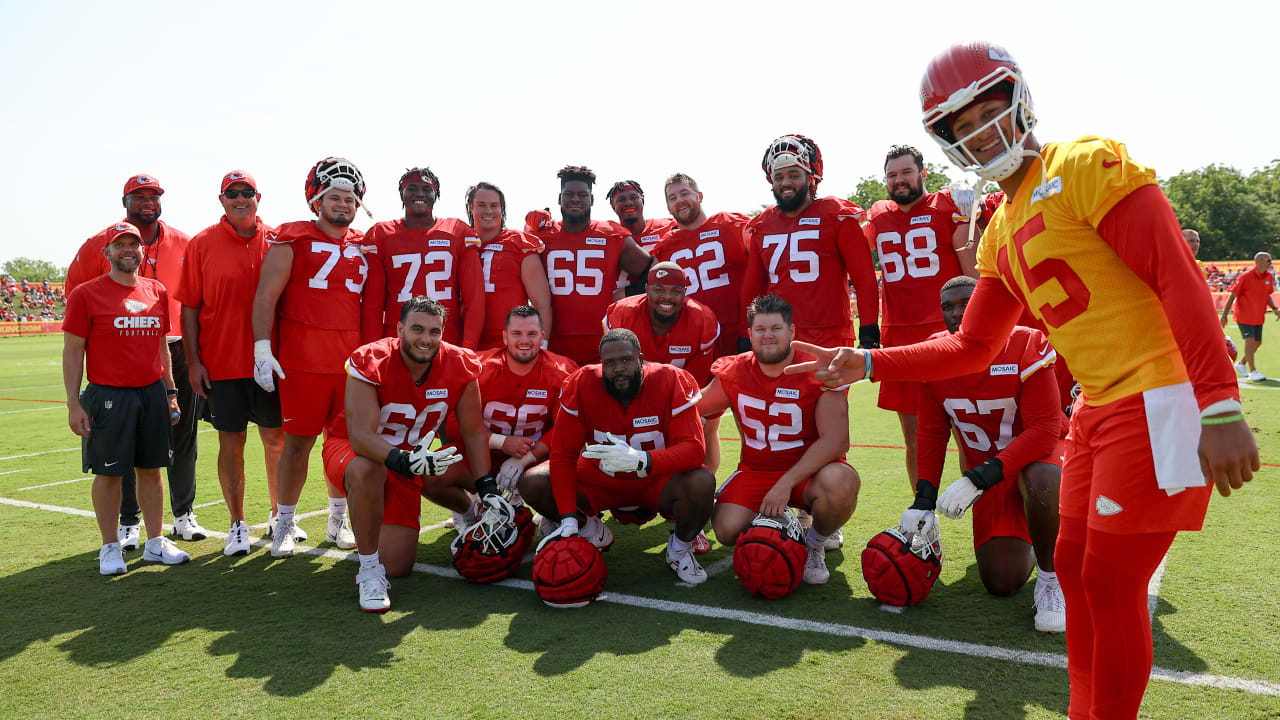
{"left": 1034, "top": 580, "right": 1067, "bottom": 633}
{"left": 224, "top": 521, "right": 252, "bottom": 557}
{"left": 666, "top": 543, "right": 707, "bottom": 585}
{"left": 327, "top": 515, "right": 357, "bottom": 549}
{"left": 802, "top": 544, "right": 830, "bottom": 584}
{"left": 271, "top": 519, "right": 297, "bottom": 558}
{"left": 580, "top": 515, "right": 614, "bottom": 551}
{"left": 1249, "top": 370, "right": 1268, "bottom": 382}
{"left": 172, "top": 511, "right": 209, "bottom": 541}
{"left": 266, "top": 512, "right": 307, "bottom": 541}
{"left": 1235, "top": 362, "right": 1249, "bottom": 378}
{"left": 99, "top": 543, "right": 127, "bottom": 575}
{"left": 142, "top": 536, "right": 190, "bottom": 565}
{"left": 117, "top": 523, "right": 140, "bottom": 551}
{"left": 823, "top": 528, "right": 844, "bottom": 551}
{"left": 356, "top": 565, "right": 391, "bottom": 613}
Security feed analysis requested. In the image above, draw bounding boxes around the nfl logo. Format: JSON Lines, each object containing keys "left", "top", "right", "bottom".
{"left": 104, "top": 400, "right": 113, "bottom": 409}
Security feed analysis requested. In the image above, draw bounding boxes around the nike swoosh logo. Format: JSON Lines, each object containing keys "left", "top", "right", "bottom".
{"left": 1039, "top": 344, "right": 1050, "bottom": 356}
{"left": 1102, "top": 159, "right": 1121, "bottom": 168}
{"left": 104, "top": 461, "right": 118, "bottom": 467}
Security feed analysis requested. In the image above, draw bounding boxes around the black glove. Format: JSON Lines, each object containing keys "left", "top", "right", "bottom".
{"left": 858, "top": 324, "right": 881, "bottom": 349}
{"left": 385, "top": 448, "right": 413, "bottom": 478}
{"left": 962, "top": 457, "right": 1004, "bottom": 491}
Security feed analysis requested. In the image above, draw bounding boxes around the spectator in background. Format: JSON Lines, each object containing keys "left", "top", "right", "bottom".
{"left": 1220, "top": 252, "right": 1280, "bottom": 381}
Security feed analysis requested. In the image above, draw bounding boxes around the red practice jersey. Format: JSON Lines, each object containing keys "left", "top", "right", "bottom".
{"left": 66, "top": 220, "right": 190, "bottom": 337}
{"left": 603, "top": 294, "right": 720, "bottom": 385}
{"left": 550, "top": 362, "right": 705, "bottom": 515}
{"left": 64, "top": 275, "right": 169, "bottom": 388}
{"left": 607, "top": 217, "right": 674, "bottom": 256}
{"left": 917, "top": 326, "right": 1063, "bottom": 485}
{"left": 864, "top": 190, "right": 967, "bottom": 328}
{"left": 477, "top": 229, "right": 545, "bottom": 348}
{"left": 268, "top": 221, "right": 369, "bottom": 374}
{"left": 474, "top": 347, "right": 579, "bottom": 449}
{"left": 361, "top": 217, "right": 484, "bottom": 346}
{"left": 534, "top": 220, "right": 634, "bottom": 362}
{"left": 328, "top": 336, "right": 481, "bottom": 449}
{"left": 711, "top": 351, "right": 849, "bottom": 473}
{"left": 652, "top": 211, "right": 750, "bottom": 354}
{"left": 743, "top": 197, "right": 878, "bottom": 339}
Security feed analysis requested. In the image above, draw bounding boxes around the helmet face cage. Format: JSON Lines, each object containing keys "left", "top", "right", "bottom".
{"left": 922, "top": 57, "right": 1037, "bottom": 183}
{"left": 450, "top": 499, "right": 519, "bottom": 557}
{"left": 889, "top": 524, "right": 943, "bottom": 562}
{"left": 750, "top": 509, "right": 805, "bottom": 543}
{"left": 761, "top": 135, "right": 823, "bottom": 184}
{"left": 305, "top": 157, "right": 367, "bottom": 210}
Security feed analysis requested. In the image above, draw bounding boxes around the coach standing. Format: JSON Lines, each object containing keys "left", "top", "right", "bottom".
{"left": 1220, "top": 251, "right": 1280, "bottom": 382}
{"left": 64, "top": 222, "right": 191, "bottom": 575}
{"left": 66, "top": 174, "right": 207, "bottom": 546}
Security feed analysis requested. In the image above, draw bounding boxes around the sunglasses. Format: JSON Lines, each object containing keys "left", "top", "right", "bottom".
{"left": 223, "top": 189, "right": 257, "bottom": 199}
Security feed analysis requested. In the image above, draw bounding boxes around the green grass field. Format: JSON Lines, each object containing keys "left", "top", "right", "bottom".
{"left": 1, "top": 333, "right": 1277, "bottom": 719}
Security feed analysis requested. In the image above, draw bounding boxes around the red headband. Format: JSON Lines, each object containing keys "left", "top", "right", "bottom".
{"left": 400, "top": 172, "right": 438, "bottom": 193}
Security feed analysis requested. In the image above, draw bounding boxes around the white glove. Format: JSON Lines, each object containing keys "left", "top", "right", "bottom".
{"left": 947, "top": 184, "right": 977, "bottom": 218}
{"left": 535, "top": 515, "right": 579, "bottom": 554}
{"left": 409, "top": 430, "right": 463, "bottom": 476}
{"left": 937, "top": 476, "right": 985, "bottom": 519}
{"left": 582, "top": 432, "right": 649, "bottom": 475}
{"left": 253, "top": 339, "right": 285, "bottom": 392}
{"left": 900, "top": 508, "right": 939, "bottom": 546}
{"left": 479, "top": 492, "right": 516, "bottom": 526}
{"left": 495, "top": 457, "right": 526, "bottom": 491}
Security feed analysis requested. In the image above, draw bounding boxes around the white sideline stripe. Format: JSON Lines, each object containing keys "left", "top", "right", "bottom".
{"left": 193, "top": 499, "right": 225, "bottom": 509}
{"left": 1148, "top": 553, "right": 1169, "bottom": 618}
{"left": 418, "top": 519, "right": 449, "bottom": 536}
{"left": 17, "top": 476, "right": 87, "bottom": 491}
{"left": 0, "top": 429, "right": 214, "bottom": 462}
{"left": 0, "top": 469, "right": 31, "bottom": 477}
{"left": 247, "top": 508, "right": 329, "bottom": 531}
{"left": 0, "top": 384, "right": 62, "bottom": 392}
{"left": 0, "top": 406, "right": 63, "bottom": 415}
{"left": 879, "top": 604, "right": 906, "bottom": 614}
{"left": 703, "top": 555, "right": 735, "bottom": 577}
{"left": 3, "top": 496, "right": 1278, "bottom": 698}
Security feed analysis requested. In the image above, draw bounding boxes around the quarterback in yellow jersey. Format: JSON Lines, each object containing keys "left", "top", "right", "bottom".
{"left": 788, "top": 42, "right": 1258, "bottom": 720}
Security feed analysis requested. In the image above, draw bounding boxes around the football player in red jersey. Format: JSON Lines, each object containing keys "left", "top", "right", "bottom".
{"left": 519, "top": 329, "right": 716, "bottom": 584}
{"left": 323, "top": 297, "right": 496, "bottom": 611}
{"left": 863, "top": 145, "right": 979, "bottom": 486}
{"left": 606, "top": 179, "right": 675, "bottom": 291}
{"left": 744, "top": 134, "right": 880, "bottom": 350}
{"left": 361, "top": 168, "right": 486, "bottom": 347}
{"left": 530, "top": 166, "right": 653, "bottom": 365}
{"left": 787, "top": 42, "right": 1257, "bottom": 719}
{"left": 654, "top": 173, "right": 751, "bottom": 358}
{"left": 251, "top": 157, "right": 372, "bottom": 557}
{"left": 903, "top": 276, "right": 1065, "bottom": 631}
{"left": 696, "top": 294, "right": 858, "bottom": 585}
{"left": 466, "top": 182, "right": 555, "bottom": 350}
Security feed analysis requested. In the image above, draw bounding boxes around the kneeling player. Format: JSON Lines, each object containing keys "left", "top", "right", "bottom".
{"left": 901, "top": 276, "right": 1065, "bottom": 631}
{"left": 322, "top": 297, "right": 500, "bottom": 611}
{"left": 697, "top": 295, "right": 859, "bottom": 585}
{"left": 519, "top": 329, "right": 716, "bottom": 584}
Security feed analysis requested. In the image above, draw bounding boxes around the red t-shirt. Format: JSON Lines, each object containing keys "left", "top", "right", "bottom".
{"left": 268, "top": 221, "right": 368, "bottom": 374}
{"left": 743, "top": 197, "right": 878, "bottom": 334}
{"left": 476, "top": 229, "right": 545, "bottom": 344}
{"left": 175, "top": 216, "right": 273, "bottom": 380}
{"left": 916, "top": 326, "right": 1063, "bottom": 486}
{"left": 328, "top": 337, "right": 481, "bottom": 449}
{"left": 64, "top": 275, "right": 169, "bottom": 388}
{"left": 603, "top": 294, "right": 720, "bottom": 385}
{"left": 652, "top": 211, "right": 750, "bottom": 350}
{"left": 711, "top": 351, "right": 848, "bottom": 473}
{"left": 863, "top": 190, "right": 967, "bottom": 328}
{"left": 533, "top": 220, "right": 634, "bottom": 348}
{"left": 66, "top": 220, "right": 190, "bottom": 337}
{"left": 550, "top": 362, "right": 705, "bottom": 515}
{"left": 361, "top": 217, "right": 484, "bottom": 346}
{"left": 474, "top": 347, "right": 579, "bottom": 449}
{"left": 1229, "top": 268, "right": 1276, "bottom": 325}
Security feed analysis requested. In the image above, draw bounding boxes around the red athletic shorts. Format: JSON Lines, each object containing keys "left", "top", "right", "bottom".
{"left": 1061, "top": 385, "right": 1211, "bottom": 534}
{"left": 278, "top": 370, "right": 344, "bottom": 437}
{"left": 573, "top": 458, "right": 670, "bottom": 516}
{"left": 969, "top": 439, "right": 1065, "bottom": 548}
{"left": 793, "top": 325, "right": 855, "bottom": 349}
{"left": 715, "top": 469, "right": 811, "bottom": 511}
{"left": 321, "top": 436, "right": 422, "bottom": 529}
{"left": 878, "top": 322, "right": 946, "bottom": 414}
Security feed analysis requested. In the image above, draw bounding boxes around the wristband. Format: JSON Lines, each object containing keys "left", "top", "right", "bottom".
{"left": 384, "top": 448, "right": 413, "bottom": 478}
{"left": 474, "top": 473, "right": 499, "bottom": 497}
{"left": 166, "top": 388, "right": 178, "bottom": 396}
{"left": 488, "top": 433, "right": 506, "bottom": 450}
{"left": 1201, "top": 413, "right": 1245, "bottom": 426}
{"left": 962, "top": 457, "right": 1005, "bottom": 490}
{"left": 1200, "top": 399, "right": 1242, "bottom": 418}
{"left": 862, "top": 349, "right": 874, "bottom": 382}
{"left": 910, "top": 480, "right": 937, "bottom": 511}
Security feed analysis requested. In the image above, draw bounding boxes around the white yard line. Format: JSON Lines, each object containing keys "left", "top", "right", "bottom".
{"left": 2, "top": 495, "right": 1277, "bottom": 698}
{"left": 0, "top": 405, "right": 63, "bottom": 415}
{"left": 1148, "top": 553, "right": 1170, "bottom": 619}
{"left": 0, "top": 469, "right": 31, "bottom": 477}
{"left": 0, "top": 429, "right": 215, "bottom": 462}
{"left": 879, "top": 604, "right": 907, "bottom": 614}
{"left": 703, "top": 555, "right": 735, "bottom": 577}
{"left": 17, "top": 476, "right": 88, "bottom": 491}
{"left": 0, "top": 384, "right": 63, "bottom": 392}
{"left": 193, "top": 499, "right": 226, "bottom": 509}
{"left": 418, "top": 519, "right": 450, "bottom": 536}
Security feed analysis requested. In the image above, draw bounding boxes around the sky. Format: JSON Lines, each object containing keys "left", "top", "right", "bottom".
{"left": 2, "top": 0, "right": 1276, "bottom": 267}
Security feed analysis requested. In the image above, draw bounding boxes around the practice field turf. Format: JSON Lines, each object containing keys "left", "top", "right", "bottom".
{"left": 1, "top": 333, "right": 1277, "bottom": 719}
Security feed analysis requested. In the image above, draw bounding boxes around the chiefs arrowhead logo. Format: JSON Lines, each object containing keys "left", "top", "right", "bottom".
{"left": 1095, "top": 495, "right": 1123, "bottom": 516}
{"left": 114, "top": 223, "right": 131, "bottom": 232}
{"left": 655, "top": 269, "right": 669, "bottom": 279}
{"left": 124, "top": 299, "right": 147, "bottom": 314}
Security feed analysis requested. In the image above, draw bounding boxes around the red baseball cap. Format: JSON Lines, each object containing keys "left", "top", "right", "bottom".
{"left": 107, "top": 222, "right": 142, "bottom": 243}
{"left": 123, "top": 174, "right": 164, "bottom": 196}
{"left": 647, "top": 261, "right": 689, "bottom": 287}
{"left": 221, "top": 170, "right": 258, "bottom": 193}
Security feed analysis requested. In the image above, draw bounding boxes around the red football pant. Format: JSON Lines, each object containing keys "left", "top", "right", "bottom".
{"left": 1055, "top": 515, "right": 1175, "bottom": 720}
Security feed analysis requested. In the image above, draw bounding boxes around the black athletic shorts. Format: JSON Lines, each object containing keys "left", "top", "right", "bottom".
{"left": 1239, "top": 323, "right": 1263, "bottom": 342}
{"left": 80, "top": 381, "right": 172, "bottom": 475}
{"left": 206, "top": 377, "right": 283, "bottom": 432}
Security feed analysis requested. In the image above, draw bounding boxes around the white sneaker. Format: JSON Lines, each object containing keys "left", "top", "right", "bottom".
{"left": 1249, "top": 370, "right": 1268, "bottom": 382}
{"left": 823, "top": 528, "right": 844, "bottom": 551}
{"left": 327, "top": 514, "right": 356, "bottom": 549}
{"left": 142, "top": 536, "right": 190, "bottom": 565}
{"left": 172, "top": 512, "right": 209, "bottom": 541}
{"left": 581, "top": 515, "right": 614, "bottom": 551}
{"left": 1034, "top": 580, "right": 1067, "bottom": 633}
{"left": 99, "top": 543, "right": 127, "bottom": 575}
{"left": 117, "top": 524, "right": 140, "bottom": 551}
{"left": 271, "top": 519, "right": 297, "bottom": 558}
{"left": 356, "top": 565, "right": 391, "bottom": 613}
{"left": 802, "top": 544, "right": 830, "bottom": 584}
{"left": 224, "top": 521, "right": 252, "bottom": 557}
{"left": 266, "top": 512, "right": 307, "bottom": 541}
{"left": 1236, "top": 362, "right": 1249, "bottom": 378}
{"left": 665, "top": 542, "right": 707, "bottom": 585}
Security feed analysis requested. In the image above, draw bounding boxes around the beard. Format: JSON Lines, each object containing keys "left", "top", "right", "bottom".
{"left": 109, "top": 255, "right": 140, "bottom": 274}
{"left": 604, "top": 368, "right": 643, "bottom": 403}
{"left": 562, "top": 208, "right": 591, "bottom": 224}
{"left": 890, "top": 178, "right": 925, "bottom": 206}
{"left": 322, "top": 207, "right": 353, "bottom": 228}
{"left": 753, "top": 344, "right": 791, "bottom": 366}
{"left": 772, "top": 186, "right": 808, "bottom": 213}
